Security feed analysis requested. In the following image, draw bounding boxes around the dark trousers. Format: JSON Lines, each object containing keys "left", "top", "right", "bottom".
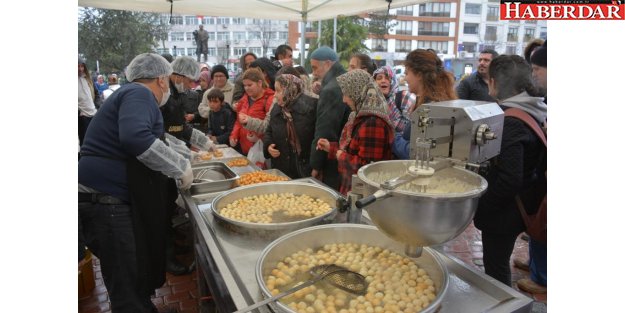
{"left": 79, "top": 202, "right": 155, "bottom": 313}
{"left": 78, "top": 114, "right": 92, "bottom": 147}
{"left": 481, "top": 231, "right": 520, "bottom": 287}
{"left": 529, "top": 238, "right": 547, "bottom": 286}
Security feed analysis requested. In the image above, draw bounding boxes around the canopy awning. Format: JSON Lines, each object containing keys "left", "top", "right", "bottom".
{"left": 77, "top": 0, "right": 426, "bottom": 22}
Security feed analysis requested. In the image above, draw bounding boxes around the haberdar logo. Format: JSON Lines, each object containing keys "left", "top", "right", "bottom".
{"left": 500, "top": 0, "right": 625, "bottom": 20}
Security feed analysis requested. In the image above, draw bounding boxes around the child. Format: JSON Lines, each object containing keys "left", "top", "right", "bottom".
{"left": 206, "top": 89, "right": 236, "bottom": 145}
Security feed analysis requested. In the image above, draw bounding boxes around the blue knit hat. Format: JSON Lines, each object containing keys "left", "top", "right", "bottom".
{"left": 311, "top": 46, "right": 338, "bottom": 62}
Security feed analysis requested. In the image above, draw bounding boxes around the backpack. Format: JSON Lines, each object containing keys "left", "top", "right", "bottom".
{"left": 505, "top": 108, "right": 547, "bottom": 243}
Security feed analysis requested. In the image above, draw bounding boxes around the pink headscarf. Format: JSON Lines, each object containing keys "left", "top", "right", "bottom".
{"left": 199, "top": 71, "right": 212, "bottom": 90}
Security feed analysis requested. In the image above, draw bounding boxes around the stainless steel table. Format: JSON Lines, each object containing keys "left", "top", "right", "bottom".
{"left": 182, "top": 177, "right": 534, "bottom": 313}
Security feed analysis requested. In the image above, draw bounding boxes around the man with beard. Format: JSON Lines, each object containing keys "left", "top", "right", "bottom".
{"left": 456, "top": 49, "right": 499, "bottom": 102}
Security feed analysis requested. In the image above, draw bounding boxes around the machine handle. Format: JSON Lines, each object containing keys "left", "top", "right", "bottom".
{"left": 355, "top": 190, "right": 389, "bottom": 209}
{"left": 355, "top": 195, "right": 376, "bottom": 209}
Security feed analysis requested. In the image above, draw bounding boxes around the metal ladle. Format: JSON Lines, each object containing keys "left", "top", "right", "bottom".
{"left": 233, "top": 264, "right": 368, "bottom": 313}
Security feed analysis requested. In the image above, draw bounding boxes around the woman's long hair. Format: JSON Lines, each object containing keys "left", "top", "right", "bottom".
{"left": 489, "top": 55, "right": 539, "bottom": 100}
{"left": 404, "top": 49, "right": 456, "bottom": 107}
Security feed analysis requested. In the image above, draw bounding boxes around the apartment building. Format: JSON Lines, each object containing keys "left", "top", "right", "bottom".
{"left": 158, "top": 15, "right": 290, "bottom": 72}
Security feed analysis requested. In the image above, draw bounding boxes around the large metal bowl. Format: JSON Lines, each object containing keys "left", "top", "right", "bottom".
{"left": 211, "top": 182, "right": 340, "bottom": 238}
{"left": 357, "top": 160, "right": 487, "bottom": 256}
{"left": 256, "top": 224, "right": 449, "bottom": 313}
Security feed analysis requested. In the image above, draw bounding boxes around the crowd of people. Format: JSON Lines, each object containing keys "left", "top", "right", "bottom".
{"left": 78, "top": 41, "right": 547, "bottom": 312}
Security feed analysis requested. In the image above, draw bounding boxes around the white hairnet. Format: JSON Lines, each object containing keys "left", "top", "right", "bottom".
{"left": 171, "top": 56, "right": 201, "bottom": 81}
{"left": 126, "top": 53, "right": 173, "bottom": 82}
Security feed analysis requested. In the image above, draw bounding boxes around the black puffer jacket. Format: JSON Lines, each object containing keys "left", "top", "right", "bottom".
{"left": 263, "top": 94, "right": 317, "bottom": 179}
{"left": 474, "top": 108, "right": 547, "bottom": 234}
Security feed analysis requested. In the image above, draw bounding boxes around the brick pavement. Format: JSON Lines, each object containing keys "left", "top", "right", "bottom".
{"left": 78, "top": 223, "right": 546, "bottom": 313}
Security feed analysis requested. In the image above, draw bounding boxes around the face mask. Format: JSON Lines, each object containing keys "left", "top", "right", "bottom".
{"left": 159, "top": 84, "right": 171, "bottom": 107}
{"left": 175, "top": 80, "right": 186, "bottom": 93}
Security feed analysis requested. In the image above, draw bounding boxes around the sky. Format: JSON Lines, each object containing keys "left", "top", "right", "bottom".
{"left": 1, "top": 1, "right": 623, "bottom": 311}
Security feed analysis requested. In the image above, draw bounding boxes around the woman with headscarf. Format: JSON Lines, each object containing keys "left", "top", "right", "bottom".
{"left": 316, "top": 69, "right": 394, "bottom": 195}
{"left": 372, "top": 65, "right": 416, "bottom": 136}
{"left": 263, "top": 74, "right": 318, "bottom": 178}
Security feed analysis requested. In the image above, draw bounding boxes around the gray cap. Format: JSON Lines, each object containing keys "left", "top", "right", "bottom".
{"left": 171, "top": 56, "right": 201, "bottom": 80}
{"left": 310, "top": 46, "right": 338, "bottom": 62}
{"left": 126, "top": 53, "right": 173, "bottom": 82}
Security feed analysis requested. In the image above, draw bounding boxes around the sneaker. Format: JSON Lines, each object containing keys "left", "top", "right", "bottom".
{"left": 513, "top": 258, "right": 530, "bottom": 272}
{"left": 517, "top": 278, "right": 547, "bottom": 294}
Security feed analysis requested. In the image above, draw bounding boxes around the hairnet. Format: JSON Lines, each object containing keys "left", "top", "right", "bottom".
{"left": 171, "top": 56, "right": 201, "bottom": 80}
{"left": 126, "top": 53, "right": 173, "bottom": 82}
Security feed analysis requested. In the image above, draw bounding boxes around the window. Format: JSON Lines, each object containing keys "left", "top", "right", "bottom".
{"left": 463, "top": 23, "right": 479, "bottom": 35}
{"left": 232, "top": 17, "right": 246, "bottom": 24}
{"left": 251, "top": 18, "right": 262, "bottom": 25}
{"left": 418, "top": 41, "right": 448, "bottom": 54}
{"left": 207, "top": 32, "right": 216, "bottom": 41}
{"left": 234, "top": 48, "right": 247, "bottom": 56}
{"left": 419, "top": 3, "right": 451, "bottom": 17}
{"left": 186, "top": 32, "right": 195, "bottom": 43}
{"left": 207, "top": 47, "right": 216, "bottom": 56}
{"left": 186, "top": 48, "right": 196, "bottom": 56}
{"left": 233, "top": 32, "right": 246, "bottom": 41}
{"left": 463, "top": 42, "right": 477, "bottom": 53}
{"left": 249, "top": 31, "right": 261, "bottom": 40}
{"left": 487, "top": 6, "right": 499, "bottom": 21}
{"left": 157, "top": 48, "right": 169, "bottom": 55}
{"left": 505, "top": 45, "right": 516, "bottom": 55}
{"left": 371, "top": 38, "right": 387, "bottom": 52}
{"left": 524, "top": 28, "right": 535, "bottom": 41}
{"left": 185, "top": 16, "right": 198, "bottom": 25}
{"left": 217, "top": 47, "right": 229, "bottom": 57}
{"left": 480, "top": 44, "right": 495, "bottom": 51}
{"left": 170, "top": 32, "right": 185, "bottom": 41}
{"left": 540, "top": 28, "right": 547, "bottom": 40}
{"left": 173, "top": 47, "right": 185, "bottom": 56}
{"left": 169, "top": 16, "right": 183, "bottom": 25}
{"left": 396, "top": 5, "right": 413, "bottom": 16}
{"left": 418, "top": 22, "right": 449, "bottom": 37}
{"left": 305, "top": 22, "right": 315, "bottom": 32}
{"left": 396, "top": 21, "right": 413, "bottom": 35}
{"left": 217, "top": 17, "right": 230, "bottom": 24}
{"left": 396, "top": 40, "right": 412, "bottom": 52}
{"left": 279, "top": 32, "right": 288, "bottom": 40}
{"left": 485, "top": 26, "right": 497, "bottom": 41}
{"left": 465, "top": 3, "right": 481, "bottom": 15}
{"left": 217, "top": 32, "right": 230, "bottom": 40}
{"left": 250, "top": 47, "right": 262, "bottom": 55}
{"left": 507, "top": 27, "right": 518, "bottom": 41}
{"left": 525, "top": 20, "right": 537, "bottom": 24}
{"left": 203, "top": 17, "right": 215, "bottom": 25}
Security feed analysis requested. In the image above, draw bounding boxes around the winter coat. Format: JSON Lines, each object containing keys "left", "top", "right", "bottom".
{"left": 309, "top": 62, "right": 351, "bottom": 190}
{"left": 208, "top": 105, "right": 236, "bottom": 145}
{"left": 230, "top": 88, "right": 275, "bottom": 154}
{"left": 263, "top": 94, "right": 317, "bottom": 178}
{"left": 474, "top": 92, "right": 547, "bottom": 234}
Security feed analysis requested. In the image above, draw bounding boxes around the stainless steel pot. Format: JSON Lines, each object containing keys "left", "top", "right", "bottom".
{"left": 211, "top": 182, "right": 343, "bottom": 238}
{"left": 355, "top": 160, "right": 487, "bottom": 257}
{"left": 256, "top": 224, "right": 449, "bottom": 313}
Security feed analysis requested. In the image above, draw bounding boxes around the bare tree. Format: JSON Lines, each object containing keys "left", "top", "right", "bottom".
{"left": 247, "top": 19, "right": 282, "bottom": 57}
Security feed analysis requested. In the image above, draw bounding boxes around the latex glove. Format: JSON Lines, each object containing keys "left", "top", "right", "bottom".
{"left": 268, "top": 144, "right": 280, "bottom": 158}
{"left": 202, "top": 136, "right": 216, "bottom": 151}
{"left": 178, "top": 165, "right": 194, "bottom": 190}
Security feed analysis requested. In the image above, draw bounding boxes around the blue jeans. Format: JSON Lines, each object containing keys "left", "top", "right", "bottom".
{"left": 529, "top": 238, "right": 547, "bottom": 286}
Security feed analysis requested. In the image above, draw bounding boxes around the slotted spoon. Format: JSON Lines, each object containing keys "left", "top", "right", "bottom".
{"left": 233, "top": 264, "right": 368, "bottom": 313}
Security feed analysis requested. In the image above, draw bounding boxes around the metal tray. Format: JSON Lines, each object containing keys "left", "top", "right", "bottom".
{"left": 190, "top": 162, "right": 239, "bottom": 195}
{"left": 216, "top": 156, "right": 261, "bottom": 176}
{"left": 192, "top": 147, "right": 243, "bottom": 166}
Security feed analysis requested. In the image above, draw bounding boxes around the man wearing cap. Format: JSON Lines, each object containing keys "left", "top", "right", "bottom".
{"left": 79, "top": 53, "right": 193, "bottom": 313}
{"left": 309, "top": 46, "right": 351, "bottom": 191}
{"left": 456, "top": 49, "right": 499, "bottom": 102}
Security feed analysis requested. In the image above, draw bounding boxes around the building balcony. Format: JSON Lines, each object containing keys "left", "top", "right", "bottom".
{"left": 523, "top": 35, "right": 534, "bottom": 42}
{"left": 486, "top": 15, "right": 500, "bottom": 21}
{"left": 507, "top": 34, "right": 518, "bottom": 42}
{"left": 418, "top": 31, "right": 449, "bottom": 36}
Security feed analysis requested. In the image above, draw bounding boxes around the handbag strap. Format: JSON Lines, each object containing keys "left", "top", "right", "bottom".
{"left": 515, "top": 195, "right": 533, "bottom": 228}
{"left": 504, "top": 108, "right": 546, "bottom": 146}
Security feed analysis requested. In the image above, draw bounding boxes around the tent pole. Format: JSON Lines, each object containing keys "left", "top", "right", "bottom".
{"left": 300, "top": 18, "right": 306, "bottom": 66}
{"left": 333, "top": 17, "right": 337, "bottom": 51}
